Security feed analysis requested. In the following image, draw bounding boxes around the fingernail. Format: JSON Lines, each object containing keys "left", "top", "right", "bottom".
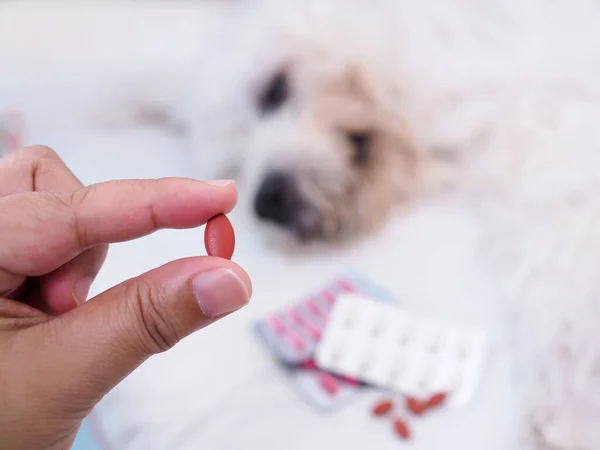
{"left": 192, "top": 268, "right": 250, "bottom": 318}
{"left": 73, "top": 276, "right": 94, "bottom": 305}
{"left": 205, "top": 180, "right": 235, "bottom": 187}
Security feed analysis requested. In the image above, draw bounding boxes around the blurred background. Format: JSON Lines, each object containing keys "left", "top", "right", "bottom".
{"left": 2, "top": 0, "right": 599, "bottom": 449}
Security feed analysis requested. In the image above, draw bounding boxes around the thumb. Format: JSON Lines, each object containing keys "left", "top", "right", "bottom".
{"left": 25, "top": 256, "right": 251, "bottom": 409}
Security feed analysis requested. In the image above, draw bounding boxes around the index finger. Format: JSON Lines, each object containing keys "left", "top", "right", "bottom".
{"left": 0, "top": 178, "right": 236, "bottom": 276}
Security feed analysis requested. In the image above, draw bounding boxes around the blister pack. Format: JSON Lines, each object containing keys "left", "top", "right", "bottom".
{"left": 315, "top": 293, "right": 488, "bottom": 407}
{"left": 253, "top": 273, "right": 394, "bottom": 411}
{"left": 253, "top": 273, "right": 394, "bottom": 365}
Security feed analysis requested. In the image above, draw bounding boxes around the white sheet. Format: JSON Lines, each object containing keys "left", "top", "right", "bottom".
{"left": 0, "top": 81, "right": 521, "bottom": 449}
{"left": 8, "top": 0, "right": 600, "bottom": 447}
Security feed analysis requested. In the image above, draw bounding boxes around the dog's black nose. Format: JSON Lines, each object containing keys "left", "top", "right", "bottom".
{"left": 254, "top": 171, "right": 300, "bottom": 226}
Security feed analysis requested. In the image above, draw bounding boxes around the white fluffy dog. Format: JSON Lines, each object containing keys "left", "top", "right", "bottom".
{"left": 2, "top": 0, "right": 600, "bottom": 448}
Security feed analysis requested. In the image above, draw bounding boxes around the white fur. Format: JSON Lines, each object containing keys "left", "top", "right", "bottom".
{"left": 2, "top": 0, "right": 600, "bottom": 448}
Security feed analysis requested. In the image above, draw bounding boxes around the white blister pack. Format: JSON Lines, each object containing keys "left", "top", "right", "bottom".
{"left": 315, "top": 293, "right": 488, "bottom": 407}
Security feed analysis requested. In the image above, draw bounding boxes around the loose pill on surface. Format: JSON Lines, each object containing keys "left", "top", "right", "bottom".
{"left": 393, "top": 418, "right": 411, "bottom": 440}
{"left": 372, "top": 398, "right": 394, "bottom": 416}
{"left": 406, "top": 396, "right": 427, "bottom": 416}
{"left": 425, "top": 392, "right": 447, "bottom": 409}
{"left": 204, "top": 214, "right": 235, "bottom": 259}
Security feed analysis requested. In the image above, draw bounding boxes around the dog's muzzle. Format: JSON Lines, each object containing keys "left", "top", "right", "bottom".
{"left": 253, "top": 170, "right": 323, "bottom": 241}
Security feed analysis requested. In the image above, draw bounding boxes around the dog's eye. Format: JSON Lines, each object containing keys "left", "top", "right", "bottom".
{"left": 347, "top": 132, "right": 372, "bottom": 165}
{"left": 258, "top": 71, "right": 289, "bottom": 114}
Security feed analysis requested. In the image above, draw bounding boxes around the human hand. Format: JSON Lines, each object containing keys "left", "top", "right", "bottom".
{"left": 0, "top": 146, "right": 252, "bottom": 450}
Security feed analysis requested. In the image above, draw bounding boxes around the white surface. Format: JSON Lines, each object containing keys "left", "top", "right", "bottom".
{"left": 6, "top": 94, "right": 520, "bottom": 449}
{"left": 93, "top": 194, "right": 518, "bottom": 450}
{"left": 3, "top": 0, "right": 600, "bottom": 449}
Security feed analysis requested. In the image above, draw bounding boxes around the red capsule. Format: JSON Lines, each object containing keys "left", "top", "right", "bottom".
{"left": 204, "top": 214, "right": 235, "bottom": 259}
{"left": 393, "top": 418, "right": 411, "bottom": 439}
{"left": 372, "top": 399, "right": 394, "bottom": 416}
{"left": 425, "top": 392, "right": 447, "bottom": 409}
{"left": 406, "top": 396, "right": 427, "bottom": 416}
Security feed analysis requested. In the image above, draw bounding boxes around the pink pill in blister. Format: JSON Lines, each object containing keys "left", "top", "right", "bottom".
{"left": 307, "top": 300, "right": 321, "bottom": 315}
{"left": 268, "top": 315, "right": 286, "bottom": 334}
{"left": 286, "top": 331, "right": 305, "bottom": 350}
{"left": 290, "top": 309, "right": 304, "bottom": 324}
{"left": 337, "top": 280, "right": 355, "bottom": 292}
{"left": 323, "top": 291, "right": 335, "bottom": 304}
{"left": 307, "top": 324, "right": 321, "bottom": 340}
{"left": 318, "top": 373, "right": 340, "bottom": 395}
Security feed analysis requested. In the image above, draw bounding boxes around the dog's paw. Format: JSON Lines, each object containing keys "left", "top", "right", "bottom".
{"left": 528, "top": 389, "right": 600, "bottom": 450}
{"left": 526, "top": 312, "right": 600, "bottom": 450}
{"left": 84, "top": 84, "right": 173, "bottom": 130}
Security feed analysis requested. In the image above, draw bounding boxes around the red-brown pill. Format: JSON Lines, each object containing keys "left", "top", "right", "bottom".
{"left": 406, "top": 396, "right": 427, "bottom": 416}
{"left": 425, "top": 392, "right": 447, "bottom": 409}
{"left": 204, "top": 214, "right": 235, "bottom": 259}
{"left": 393, "top": 418, "right": 411, "bottom": 440}
{"left": 372, "top": 399, "right": 394, "bottom": 416}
